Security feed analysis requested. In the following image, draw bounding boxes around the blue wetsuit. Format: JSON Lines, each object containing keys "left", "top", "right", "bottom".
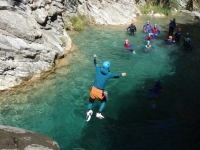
{"left": 174, "top": 31, "right": 182, "bottom": 42}
{"left": 143, "top": 24, "right": 152, "bottom": 33}
{"left": 168, "top": 20, "right": 176, "bottom": 36}
{"left": 88, "top": 57, "right": 122, "bottom": 112}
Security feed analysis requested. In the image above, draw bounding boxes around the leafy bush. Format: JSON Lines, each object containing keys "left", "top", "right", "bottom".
{"left": 69, "top": 14, "right": 88, "bottom": 31}
{"left": 140, "top": 4, "right": 171, "bottom": 16}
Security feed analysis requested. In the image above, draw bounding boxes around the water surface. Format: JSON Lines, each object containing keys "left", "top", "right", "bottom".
{"left": 0, "top": 13, "right": 200, "bottom": 150}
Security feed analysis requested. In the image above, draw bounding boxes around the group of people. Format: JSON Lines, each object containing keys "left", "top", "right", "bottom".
{"left": 85, "top": 17, "right": 195, "bottom": 122}
{"left": 125, "top": 18, "right": 193, "bottom": 53}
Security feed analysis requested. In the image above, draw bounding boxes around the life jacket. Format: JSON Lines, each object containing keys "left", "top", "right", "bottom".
{"left": 152, "top": 27, "right": 158, "bottom": 33}
{"left": 146, "top": 36, "right": 152, "bottom": 40}
{"left": 124, "top": 43, "right": 130, "bottom": 48}
{"left": 145, "top": 44, "right": 151, "bottom": 49}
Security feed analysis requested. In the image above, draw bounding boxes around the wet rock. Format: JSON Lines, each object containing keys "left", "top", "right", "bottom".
{"left": 0, "top": 124, "right": 60, "bottom": 149}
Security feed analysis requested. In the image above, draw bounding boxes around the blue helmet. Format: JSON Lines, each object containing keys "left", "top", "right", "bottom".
{"left": 187, "top": 38, "right": 191, "bottom": 41}
{"left": 102, "top": 61, "right": 110, "bottom": 70}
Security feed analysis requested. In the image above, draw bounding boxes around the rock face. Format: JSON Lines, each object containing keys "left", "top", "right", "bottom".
{"left": 0, "top": 124, "right": 60, "bottom": 149}
{"left": 0, "top": 0, "right": 71, "bottom": 90}
{"left": 64, "top": 0, "right": 141, "bottom": 25}
{"left": 0, "top": 0, "right": 143, "bottom": 91}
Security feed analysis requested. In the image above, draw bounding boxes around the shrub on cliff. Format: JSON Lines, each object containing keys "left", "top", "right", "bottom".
{"left": 69, "top": 14, "right": 88, "bottom": 31}
{"left": 140, "top": 0, "right": 179, "bottom": 15}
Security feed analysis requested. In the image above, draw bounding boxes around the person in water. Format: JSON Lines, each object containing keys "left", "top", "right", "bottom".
{"left": 182, "top": 32, "right": 190, "bottom": 46}
{"left": 124, "top": 39, "right": 136, "bottom": 54}
{"left": 86, "top": 54, "right": 126, "bottom": 122}
{"left": 143, "top": 79, "right": 162, "bottom": 99}
{"left": 174, "top": 27, "right": 182, "bottom": 42}
{"left": 165, "top": 36, "right": 175, "bottom": 46}
{"left": 151, "top": 24, "right": 160, "bottom": 38}
{"left": 145, "top": 32, "right": 153, "bottom": 41}
{"left": 127, "top": 21, "right": 137, "bottom": 35}
{"left": 143, "top": 20, "right": 152, "bottom": 33}
{"left": 143, "top": 40, "right": 153, "bottom": 52}
{"left": 168, "top": 18, "right": 176, "bottom": 36}
{"left": 183, "top": 38, "right": 193, "bottom": 50}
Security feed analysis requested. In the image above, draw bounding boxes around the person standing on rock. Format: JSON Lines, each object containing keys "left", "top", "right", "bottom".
{"left": 86, "top": 54, "right": 126, "bottom": 122}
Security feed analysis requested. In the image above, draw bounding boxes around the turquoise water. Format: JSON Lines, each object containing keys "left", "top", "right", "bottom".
{"left": 0, "top": 13, "right": 200, "bottom": 149}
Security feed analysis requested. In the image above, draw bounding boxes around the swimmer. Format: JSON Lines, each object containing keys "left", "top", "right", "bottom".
{"left": 151, "top": 24, "right": 160, "bottom": 38}
{"left": 124, "top": 39, "right": 136, "bottom": 54}
{"left": 142, "top": 79, "right": 162, "bottom": 99}
{"left": 174, "top": 28, "right": 182, "bottom": 42}
{"left": 145, "top": 32, "right": 153, "bottom": 41}
{"left": 127, "top": 21, "right": 137, "bottom": 35}
{"left": 165, "top": 36, "right": 175, "bottom": 47}
{"left": 143, "top": 20, "right": 152, "bottom": 33}
{"left": 143, "top": 40, "right": 153, "bottom": 52}
{"left": 183, "top": 38, "right": 193, "bottom": 50}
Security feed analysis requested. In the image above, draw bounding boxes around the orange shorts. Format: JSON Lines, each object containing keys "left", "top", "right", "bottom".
{"left": 90, "top": 86, "right": 104, "bottom": 100}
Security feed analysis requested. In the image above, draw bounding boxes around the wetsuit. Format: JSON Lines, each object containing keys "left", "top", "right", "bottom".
{"left": 168, "top": 20, "right": 176, "bottom": 36}
{"left": 174, "top": 31, "right": 182, "bottom": 42}
{"left": 124, "top": 43, "right": 134, "bottom": 52}
{"left": 152, "top": 27, "right": 160, "bottom": 38}
{"left": 165, "top": 39, "right": 175, "bottom": 46}
{"left": 143, "top": 24, "right": 152, "bottom": 33}
{"left": 183, "top": 40, "right": 193, "bottom": 50}
{"left": 127, "top": 24, "right": 137, "bottom": 35}
{"left": 88, "top": 57, "right": 122, "bottom": 112}
{"left": 143, "top": 44, "right": 152, "bottom": 52}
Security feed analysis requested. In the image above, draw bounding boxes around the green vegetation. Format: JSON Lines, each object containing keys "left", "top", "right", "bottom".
{"left": 140, "top": 4, "right": 171, "bottom": 15}
{"left": 140, "top": 0, "right": 179, "bottom": 16}
{"left": 69, "top": 14, "right": 89, "bottom": 31}
{"left": 60, "top": 37, "right": 67, "bottom": 47}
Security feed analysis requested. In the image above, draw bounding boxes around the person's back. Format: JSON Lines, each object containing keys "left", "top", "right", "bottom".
{"left": 168, "top": 18, "right": 176, "bottom": 36}
{"left": 169, "top": 19, "right": 176, "bottom": 28}
{"left": 86, "top": 54, "right": 126, "bottom": 122}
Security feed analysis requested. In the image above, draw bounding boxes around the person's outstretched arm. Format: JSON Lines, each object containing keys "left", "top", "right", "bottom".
{"left": 110, "top": 72, "right": 126, "bottom": 78}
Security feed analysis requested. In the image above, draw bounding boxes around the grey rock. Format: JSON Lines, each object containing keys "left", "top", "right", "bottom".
{"left": 0, "top": 124, "right": 60, "bottom": 149}
{"left": 35, "top": 8, "right": 48, "bottom": 25}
